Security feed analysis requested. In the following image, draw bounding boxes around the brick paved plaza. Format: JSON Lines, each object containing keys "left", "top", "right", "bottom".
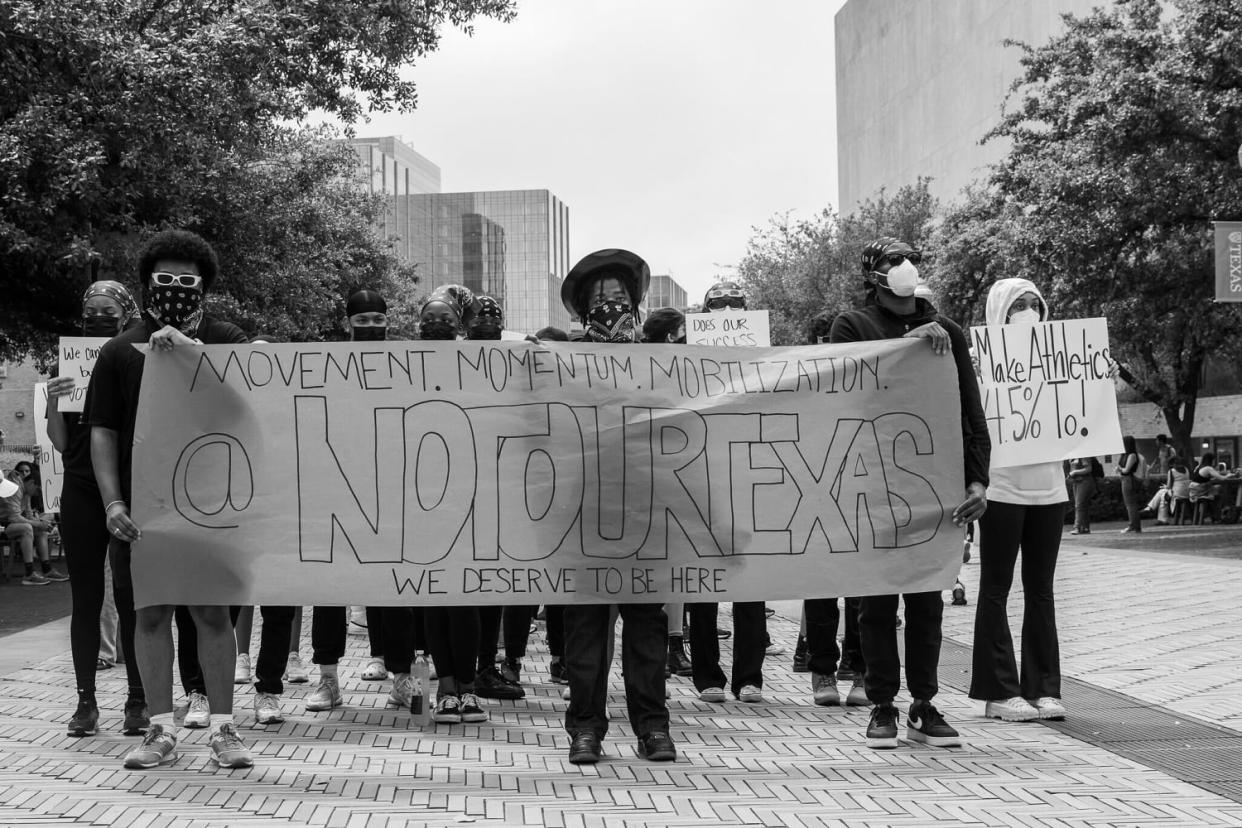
{"left": 2, "top": 533, "right": 1241, "bottom": 827}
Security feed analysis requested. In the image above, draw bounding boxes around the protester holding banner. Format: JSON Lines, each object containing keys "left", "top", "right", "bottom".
{"left": 88, "top": 230, "right": 254, "bottom": 769}
{"left": 971, "top": 278, "right": 1068, "bottom": 723}
{"left": 832, "top": 236, "right": 989, "bottom": 750}
{"left": 560, "top": 249, "right": 675, "bottom": 765}
{"left": 44, "top": 281, "right": 146, "bottom": 737}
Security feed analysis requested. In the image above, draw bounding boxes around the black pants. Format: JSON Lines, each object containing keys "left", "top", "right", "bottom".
{"left": 971, "top": 501, "right": 1064, "bottom": 700}
{"left": 687, "top": 602, "right": 766, "bottom": 695}
{"left": 425, "top": 606, "right": 480, "bottom": 685}
{"left": 63, "top": 475, "right": 139, "bottom": 697}
{"left": 803, "top": 597, "right": 865, "bottom": 677}
{"left": 104, "top": 537, "right": 144, "bottom": 701}
{"left": 859, "top": 591, "right": 943, "bottom": 705}
{"left": 310, "top": 606, "right": 413, "bottom": 673}
{"left": 564, "top": 603, "right": 668, "bottom": 740}
{"left": 478, "top": 606, "right": 535, "bottom": 670}
{"left": 366, "top": 606, "right": 385, "bottom": 658}
{"left": 227, "top": 605, "right": 296, "bottom": 695}
{"left": 545, "top": 605, "right": 565, "bottom": 658}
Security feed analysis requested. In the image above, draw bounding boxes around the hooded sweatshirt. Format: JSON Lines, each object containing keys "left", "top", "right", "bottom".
{"left": 983, "top": 278, "right": 1068, "bottom": 506}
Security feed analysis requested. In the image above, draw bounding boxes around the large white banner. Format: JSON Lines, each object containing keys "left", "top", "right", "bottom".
{"left": 57, "top": 336, "right": 109, "bottom": 413}
{"left": 32, "top": 383, "right": 63, "bottom": 513}
{"left": 130, "top": 339, "right": 966, "bottom": 608}
{"left": 686, "top": 310, "right": 771, "bottom": 347}
{"left": 971, "top": 317, "right": 1123, "bottom": 467}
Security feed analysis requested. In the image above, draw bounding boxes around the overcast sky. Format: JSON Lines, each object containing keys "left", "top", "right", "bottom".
{"left": 356, "top": 0, "right": 846, "bottom": 304}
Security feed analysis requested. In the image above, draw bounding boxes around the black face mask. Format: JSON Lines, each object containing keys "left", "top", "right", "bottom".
{"left": 420, "top": 320, "right": 458, "bottom": 341}
{"left": 468, "top": 322, "right": 503, "bottom": 341}
{"left": 83, "top": 316, "right": 122, "bottom": 338}
{"left": 351, "top": 326, "right": 387, "bottom": 342}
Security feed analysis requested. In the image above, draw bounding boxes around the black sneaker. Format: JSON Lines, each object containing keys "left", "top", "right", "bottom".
{"left": 568, "top": 732, "right": 602, "bottom": 764}
{"left": 122, "top": 698, "right": 149, "bottom": 736}
{"left": 792, "top": 636, "right": 809, "bottom": 673}
{"left": 549, "top": 657, "right": 568, "bottom": 685}
{"left": 474, "top": 666, "right": 524, "bottom": 700}
{"left": 500, "top": 658, "right": 522, "bottom": 685}
{"left": 866, "top": 704, "right": 900, "bottom": 749}
{"left": 637, "top": 731, "right": 676, "bottom": 762}
{"left": 68, "top": 698, "right": 99, "bottom": 737}
{"left": 907, "top": 700, "right": 961, "bottom": 747}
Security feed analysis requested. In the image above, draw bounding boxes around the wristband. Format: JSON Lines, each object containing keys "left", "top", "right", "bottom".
{"left": 105, "top": 500, "right": 126, "bottom": 513}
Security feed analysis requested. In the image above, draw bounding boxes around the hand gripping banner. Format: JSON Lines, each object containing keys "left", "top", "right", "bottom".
{"left": 130, "top": 339, "right": 964, "bottom": 607}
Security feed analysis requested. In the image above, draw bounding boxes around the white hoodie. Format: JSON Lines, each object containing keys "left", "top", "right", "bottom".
{"left": 984, "top": 278, "right": 1069, "bottom": 506}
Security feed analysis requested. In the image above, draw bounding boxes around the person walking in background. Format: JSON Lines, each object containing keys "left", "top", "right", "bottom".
{"left": 1065, "top": 457, "right": 1099, "bottom": 535}
{"left": 1117, "top": 436, "right": 1142, "bottom": 533}
{"left": 971, "top": 278, "right": 1069, "bottom": 723}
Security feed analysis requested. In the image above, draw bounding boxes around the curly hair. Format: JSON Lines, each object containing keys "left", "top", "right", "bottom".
{"left": 139, "top": 229, "right": 219, "bottom": 290}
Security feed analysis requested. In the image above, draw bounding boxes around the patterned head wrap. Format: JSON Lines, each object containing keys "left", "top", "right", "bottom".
{"left": 860, "top": 237, "right": 918, "bottom": 274}
{"left": 82, "top": 280, "right": 139, "bottom": 324}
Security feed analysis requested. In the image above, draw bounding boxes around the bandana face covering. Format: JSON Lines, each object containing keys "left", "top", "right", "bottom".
{"left": 584, "top": 300, "right": 636, "bottom": 343}
{"left": 147, "top": 285, "right": 203, "bottom": 334}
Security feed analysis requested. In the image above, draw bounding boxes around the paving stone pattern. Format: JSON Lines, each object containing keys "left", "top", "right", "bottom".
{"left": 1, "top": 544, "right": 1241, "bottom": 826}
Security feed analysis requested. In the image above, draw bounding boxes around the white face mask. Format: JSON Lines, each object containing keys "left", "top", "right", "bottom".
{"left": 1008, "top": 308, "right": 1041, "bottom": 325}
{"left": 875, "top": 260, "right": 920, "bottom": 297}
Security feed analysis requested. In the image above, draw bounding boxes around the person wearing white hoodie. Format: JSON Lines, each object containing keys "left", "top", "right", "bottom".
{"left": 970, "top": 278, "right": 1068, "bottom": 723}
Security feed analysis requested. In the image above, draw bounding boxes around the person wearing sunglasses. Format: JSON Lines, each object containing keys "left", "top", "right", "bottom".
{"left": 703, "top": 280, "right": 747, "bottom": 312}
{"left": 88, "top": 229, "right": 254, "bottom": 770}
{"left": 828, "top": 236, "right": 990, "bottom": 750}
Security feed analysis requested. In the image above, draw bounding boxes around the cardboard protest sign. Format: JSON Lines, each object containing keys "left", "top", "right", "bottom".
{"left": 687, "top": 310, "right": 771, "bottom": 347}
{"left": 32, "top": 383, "right": 64, "bottom": 513}
{"left": 971, "top": 317, "right": 1123, "bottom": 467}
{"left": 57, "top": 337, "right": 109, "bottom": 413}
{"left": 130, "top": 339, "right": 964, "bottom": 608}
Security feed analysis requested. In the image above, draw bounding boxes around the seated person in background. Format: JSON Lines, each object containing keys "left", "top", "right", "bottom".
{"left": 1189, "top": 453, "right": 1239, "bottom": 523}
{"left": 1167, "top": 461, "right": 1191, "bottom": 524}
{"left": 1, "top": 464, "right": 67, "bottom": 585}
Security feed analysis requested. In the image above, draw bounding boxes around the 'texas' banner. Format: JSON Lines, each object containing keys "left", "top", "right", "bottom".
{"left": 131, "top": 339, "right": 964, "bottom": 608}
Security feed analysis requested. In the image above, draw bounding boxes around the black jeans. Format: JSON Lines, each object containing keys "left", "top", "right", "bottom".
{"left": 228, "top": 605, "right": 296, "bottom": 695}
{"left": 545, "top": 605, "right": 565, "bottom": 658}
{"left": 310, "top": 606, "right": 413, "bottom": 673}
{"left": 971, "top": 500, "right": 1064, "bottom": 701}
{"left": 859, "top": 591, "right": 943, "bottom": 705}
{"left": 803, "top": 597, "right": 865, "bottom": 677}
{"left": 425, "top": 606, "right": 480, "bottom": 686}
{"left": 478, "top": 606, "right": 536, "bottom": 669}
{"left": 63, "top": 475, "right": 133, "bottom": 696}
{"left": 104, "top": 537, "right": 143, "bottom": 701}
{"left": 564, "top": 603, "right": 668, "bottom": 740}
{"left": 687, "top": 602, "right": 765, "bottom": 695}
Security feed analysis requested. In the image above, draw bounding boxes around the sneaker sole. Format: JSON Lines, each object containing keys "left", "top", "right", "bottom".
{"left": 813, "top": 694, "right": 841, "bottom": 706}
{"left": 124, "top": 751, "right": 178, "bottom": 769}
{"left": 738, "top": 695, "right": 764, "bottom": 704}
{"left": 256, "top": 711, "right": 286, "bottom": 724}
{"left": 305, "top": 698, "right": 343, "bottom": 712}
{"left": 284, "top": 675, "right": 310, "bottom": 684}
{"left": 638, "top": 747, "right": 676, "bottom": 761}
{"left": 865, "top": 735, "right": 898, "bottom": 749}
{"left": 67, "top": 725, "right": 98, "bottom": 737}
{"left": 211, "top": 755, "right": 254, "bottom": 769}
{"left": 987, "top": 711, "right": 1039, "bottom": 722}
{"left": 568, "top": 751, "right": 600, "bottom": 765}
{"left": 183, "top": 718, "right": 210, "bottom": 729}
{"left": 233, "top": 677, "right": 251, "bottom": 685}
{"left": 906, "top": 728, "right": 962, "bottom": 747}
{"left": 698, "top": 691, "right": 727, "bottom": 703}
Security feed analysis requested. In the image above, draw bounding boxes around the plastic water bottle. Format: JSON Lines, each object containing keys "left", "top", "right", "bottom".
{"left": 410, "top": 654, "right": 432, "bottom": 727}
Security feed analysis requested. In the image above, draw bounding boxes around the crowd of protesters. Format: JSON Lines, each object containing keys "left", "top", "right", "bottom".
{"left": 35, "top": 228, "right": 1197, "bottom": 771}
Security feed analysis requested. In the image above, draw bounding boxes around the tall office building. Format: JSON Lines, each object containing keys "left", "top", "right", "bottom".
{"left": 645, "top": 274, "right": 689, "bottom": 313}
{"left": 835, "top": 0, "right": 1100, "bottom": 213}
{"left": 404, "top": 190, "right": 572, "bottom": 335}
{"left": 350, "top": 136, "right": 443, "bottom": 261}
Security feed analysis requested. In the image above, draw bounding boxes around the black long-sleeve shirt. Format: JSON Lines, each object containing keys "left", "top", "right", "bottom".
{"left": 829, "top": 299, "right": 991, "bottom": 489}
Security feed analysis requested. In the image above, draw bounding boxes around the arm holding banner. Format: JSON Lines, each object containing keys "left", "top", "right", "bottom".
{"left": 946, "top": 318, "right": 990, "bottom": 525}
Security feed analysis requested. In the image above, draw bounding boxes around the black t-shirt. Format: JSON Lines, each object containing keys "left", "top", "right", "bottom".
{"left": 58, "top": 411, "right": 95, "bottom": 485}
{"left": 85, "top": 315, "right": 247, "bottom": 501}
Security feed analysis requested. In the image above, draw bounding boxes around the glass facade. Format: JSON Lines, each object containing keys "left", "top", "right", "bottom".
{"left": 349, "top": 137, "right": 443, "bottom": 262}
{"left": 645, "top": 274, "right": 689, "bottom": 314}
{"left": 403, "top": 190, "right": 571, "bottom": 335}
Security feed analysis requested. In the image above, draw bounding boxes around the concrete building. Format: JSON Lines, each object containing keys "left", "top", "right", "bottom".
{"left": 834, "top": 0, "right": 1100, "bottom": 213}
{"left": 350, "top": 136, "right": 443, "bottom": 262}
{"left": 645, "top": 274, "right": 689, "bottom": 313}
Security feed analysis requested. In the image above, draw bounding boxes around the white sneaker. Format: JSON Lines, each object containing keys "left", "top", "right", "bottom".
{"left": 737, "top": 684, "right": 764, "bottom": 703}
{"left": 764, "top": 643, "right": 786, "bottom": 657}
{"left": 699, "top": 686, "right": 727, "bottom": 703}
{"left": 360, "top": 658, "right": 387, "bottom": 681}
{"left": 305, "top": 676, "right": 343, "bottom": 711}
{"left": 183, "top": 691, "right": 211, "bottom": 728}
{"left": 234, "top": 653, "right": 252, "bottom": 685}
{"left": 1031, "top": 697, "right": 1067, "bottom": 720}
{"left": 254, "top": 692, "right": 284, "bottom": 724}
{"left": 387, "top": 674, "right": 414, "bottom": 708}
{"left": 284, "top": 653, "right": 309, "bottom": 684}
{"left": 985, "top": 696, "right": 1040, "bottom": 722}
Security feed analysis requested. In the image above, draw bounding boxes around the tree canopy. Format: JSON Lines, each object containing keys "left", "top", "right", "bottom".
{"left": 0, "top": 0, "right": 514, "bottom": 360}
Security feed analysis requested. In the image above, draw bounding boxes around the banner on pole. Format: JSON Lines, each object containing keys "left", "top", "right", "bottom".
{"left": 686, "top": 310, "right": 771, "bottom": 347}
{"left": 32, "top": 384, "right": 64, "bottom": 513}
{"left": 971, "top": 317, "right": 1123, "bottom": 467}
{"left": 1214, "top": 221, "right": 1242, "bottom": 302}
{"left": 131, "top": 339, "right": 965, "bottom": 608}
{"left": 57, "top": 337, "right": 109, "bottom": 413}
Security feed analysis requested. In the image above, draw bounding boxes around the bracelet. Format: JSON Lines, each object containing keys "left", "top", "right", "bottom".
{"left": 105, "top": 500, "right": 126, "bottom": 513}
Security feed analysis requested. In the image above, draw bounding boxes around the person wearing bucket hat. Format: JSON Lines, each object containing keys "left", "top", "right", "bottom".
{"left": 560, "top": 249, "right": 674, "bottom": 765}
{"left": 560, "top": 249, "right": 650, "bottom": 342}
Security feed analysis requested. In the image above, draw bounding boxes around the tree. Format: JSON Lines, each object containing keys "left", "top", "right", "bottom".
{"left": 737, "top": 181, "right": 939, "bottom": 345}
{"left": 0, "top": 0, "right": 515, "bottom": 360}
{"left": 982, "top": 0, "right": 1242, "bottom": 458}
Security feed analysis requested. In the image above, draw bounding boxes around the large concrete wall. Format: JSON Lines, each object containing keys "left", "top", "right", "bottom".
{"left": 835, "top": 0, "right": 1102, "bottom": 213}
